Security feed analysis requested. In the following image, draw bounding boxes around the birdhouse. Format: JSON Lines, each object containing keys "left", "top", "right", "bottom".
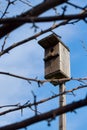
{"left": 38, "top": 34, "right": 70, "bottom": 85}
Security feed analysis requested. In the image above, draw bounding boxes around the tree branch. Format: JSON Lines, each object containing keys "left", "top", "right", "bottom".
{"left": 0, "top": 71, "right": 87, "bottom": 85}
{"left": 66, "top": 1, "right": 87, "bottom": 10}
{"left": 0, "top": 11, "right": 87, "bottom": 24}
{"left": 1, "top": 0, "right": 17, "bottom": 18}
{"left": 0, "top": 20, "right": 69, "bottom": 56}
{"left": 0, "top": 0, "right": 67, "bottom": 38}
{"left": 0, "top": 97, "right": 87, "bottom": 130}
{"left": 0, "top": 84, "right": 87, "bottom": 116}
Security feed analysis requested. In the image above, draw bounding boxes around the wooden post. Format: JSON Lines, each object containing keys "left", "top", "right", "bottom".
{"left": 59, "top": 83, "right": 66, "bottom": 130}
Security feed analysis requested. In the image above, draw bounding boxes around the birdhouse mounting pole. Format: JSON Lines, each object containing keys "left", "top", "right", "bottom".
{"left": 38, "top": 34, "right": 70, "bottom": 130}
{"left": 59, "top": 83, "right": 66, "bottom": 130}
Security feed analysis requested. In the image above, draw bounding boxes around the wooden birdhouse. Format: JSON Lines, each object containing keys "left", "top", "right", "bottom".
{"left": 38, "top": 34, "right": 70, "bottom": 85}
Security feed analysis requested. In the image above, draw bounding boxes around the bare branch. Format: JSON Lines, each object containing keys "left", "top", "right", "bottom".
{"left": 0, "top": 84, "right": 87, "bottom": 116}
{"left": 0, "top": 1, "right": 87, "bottom": 129}
{"left": 0, "top": 20, "right": 69, "bottom": 56}
{"left": 0, "top": 71, "right": 45, "bottom": 84}
{"left": 0, "top": 97, "right": 87, "bottom": 130}
{"left": 19, "top": 0, "right": 33, "bottom": 7}
{"left": 0, "top": 103, "right": 20, "bottom": 109}
{"left": 1, "top": 34, "right": 9, "bottom": 51}
{"left": 0, "top": 0, "right": 67, "bottom": 38}
{"left": 1, "top": 0, "right": 17, "bottom": 18}
{"left": 66, "top": 1, "right": 87, "bottom": 10}
{"left": 0, "top": 11, "right": 87, "bottom": 24}
{"left": 0, "top": 71, "right": 87, "bottom": 85}
{"left": 31, "top": 91, "right": 38, "bottom": 116}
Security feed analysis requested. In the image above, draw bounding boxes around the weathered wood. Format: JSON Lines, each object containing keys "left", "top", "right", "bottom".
{"left": 38, "top": 34, "right": 70, "bottom": 85}
{"left": 59, "top": 84, "right": 66, "bottom": 130}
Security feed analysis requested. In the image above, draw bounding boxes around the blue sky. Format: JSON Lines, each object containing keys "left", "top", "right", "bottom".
{"left": 0, "top": 0, "right": 87, "bottom": 130}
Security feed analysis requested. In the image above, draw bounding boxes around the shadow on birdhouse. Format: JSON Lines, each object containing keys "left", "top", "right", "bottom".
{"left": 38, "top": 34, "right": 70, "bottom": 85}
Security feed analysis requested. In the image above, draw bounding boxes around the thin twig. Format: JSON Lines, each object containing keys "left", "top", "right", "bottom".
{"left": 19, "top": 0, "right": 33, "bottom": 7}
{"left": 81, "top": 40, "right": 87, "bottom": 53}
{"left": 66, "top": 1, "right": 87, "bottom": 10}
{"left": 31, "top": 91, "right": 38, "bottom": 116}
{"left": 1, "top": 0, "right": 17, "bottom": 18}
{"left": 0, "top": 103, "right": 20, "bottom": 109}
{"left": 1, "top": 34, "right": 9, "bottom": 51}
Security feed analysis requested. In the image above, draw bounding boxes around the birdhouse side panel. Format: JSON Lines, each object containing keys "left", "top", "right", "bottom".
{"left": 59, "top": 42, "right": 70, "bottom": 78}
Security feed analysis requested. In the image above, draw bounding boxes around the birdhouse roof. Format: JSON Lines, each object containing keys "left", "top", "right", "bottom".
{"left": 38, "top": 34, "right": 70, "bottom": 51}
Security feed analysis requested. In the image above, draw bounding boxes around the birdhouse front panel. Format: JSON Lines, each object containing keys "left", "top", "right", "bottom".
{"left": 44, "top": 44, "right": 60, "bottom": 79}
